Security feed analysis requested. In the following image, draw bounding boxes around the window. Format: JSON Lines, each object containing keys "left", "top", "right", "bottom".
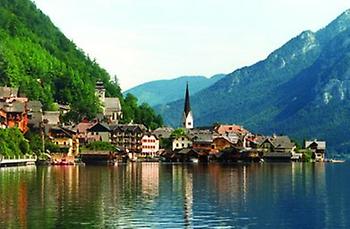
{"left": 188, "top": 122, "right": 191, "bottom": 125}
{"left": 182, "top": 143, "right": 185, "bottom": 147}
{"left": 176, "top": 143, "right": 179, "bottom": 147}
{"left": 182, "top": 137, "right": 185, "bottom": 141}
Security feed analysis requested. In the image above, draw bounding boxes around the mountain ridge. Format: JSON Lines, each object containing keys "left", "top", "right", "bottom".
{"left": 124, "top": 74, "right": 225, "bottom": 106}
{"left": 157, "top": 9, "right": 350, "bottom": 153}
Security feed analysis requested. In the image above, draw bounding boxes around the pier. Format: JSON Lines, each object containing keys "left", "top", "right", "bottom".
{"left": 0, "top": 155, "right": 36, "bottom": 167}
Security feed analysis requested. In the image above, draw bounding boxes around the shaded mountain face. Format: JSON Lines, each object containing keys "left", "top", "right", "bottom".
{"left": 124, "top": 74, "right": 225, "bottom": 106}
{"left": 157, "top": 9, "right": 350, "bottom": 153}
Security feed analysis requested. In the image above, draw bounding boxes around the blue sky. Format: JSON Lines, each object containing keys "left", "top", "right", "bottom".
{"left": 33, "top": 0, "right": 349, "bottom": 90}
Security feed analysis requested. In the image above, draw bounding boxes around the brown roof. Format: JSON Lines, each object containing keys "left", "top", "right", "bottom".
{"left": 262, "top": 136, "right": 295, "bottom": 149}
{"left": 0, "top": 101, "right": 25, "bottom": 113}
{"left": 214, "top": 124, "right": 249, "bottom": 135}
{"left": 0, "top": 87, "right": 18, "bottom": 98}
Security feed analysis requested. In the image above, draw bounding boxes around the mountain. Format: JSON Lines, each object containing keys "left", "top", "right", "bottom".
{"left": 124, "top": 74, "right": 225, "bottom": 106}
{"left": 0, "top": 0, "right": 162, "bottom": 128}
{"left": 0, "top": 0, "right": 122, "bottom": 119}
{"left": 157, "top": 10, "right": 350, "bottom": 153}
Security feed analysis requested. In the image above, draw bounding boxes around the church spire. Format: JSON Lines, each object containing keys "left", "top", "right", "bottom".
{"left": 184, "top": 82, "right": 191, "bottom": 116}
{"left": 182, "top": 82, "right": 193, "bottom": 129}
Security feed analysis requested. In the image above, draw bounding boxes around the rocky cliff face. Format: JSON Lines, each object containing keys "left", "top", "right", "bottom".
{"left": 157, "top": 9, "right": 350, "bottom": 153}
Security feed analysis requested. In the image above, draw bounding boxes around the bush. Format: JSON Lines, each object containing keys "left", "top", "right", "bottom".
{"left": 85, "top": 141, "right": 116, "bottom": 151}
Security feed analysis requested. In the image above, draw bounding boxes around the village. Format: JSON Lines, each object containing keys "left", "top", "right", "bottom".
{"left": 0, "top": 82, "right": 326, "bottom": 166}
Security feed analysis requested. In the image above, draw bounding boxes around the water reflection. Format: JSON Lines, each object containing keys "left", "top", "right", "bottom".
{"left": 1, "top": 163, "right": 350, "bottom": 228}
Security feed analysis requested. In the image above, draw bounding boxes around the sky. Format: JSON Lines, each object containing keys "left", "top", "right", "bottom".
{"left": 33, "top": 0, "right": 349, "bottom": 91}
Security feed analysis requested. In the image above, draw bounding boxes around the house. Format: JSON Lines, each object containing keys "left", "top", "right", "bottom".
{"left": 86, "top": 122, "right": 111, "bottom": 142}
{"left": 111, "top": 124, "right": 147, "bottom": 153}
{"left": 27, "top": 101, "right": 43, "bottom": 129}
{"left": 192, "top": 134, "right": 213, "bottom": 155}
{"left": 212, "top": 136, "right": 236, "bottom": 154}
{"left": 74, "top": 120, "right": 94, "bottom": 145}
{"left": 141, "top": 133, "right": 159, "bottom": 157}
{"left": 0, "top": 100, "right": 29, "bottom": 133}
{"left": 174, "top": 149, "right": 199, "bottom": 162}
{"left": 305, "top": 140, "right": 326, "bottom": 161}
{"left": 48, "top": 126, "right": 79, "bottom": 157}
{"left": 172, "top": 135, "right": 192, "bottom": 151}
{"left": 260, "top": 135, "right": 296, "bottom": 161}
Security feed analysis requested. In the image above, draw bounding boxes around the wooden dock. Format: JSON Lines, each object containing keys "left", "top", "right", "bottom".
{"left": 0, "top": 155, "right": 37, "bottom": 167}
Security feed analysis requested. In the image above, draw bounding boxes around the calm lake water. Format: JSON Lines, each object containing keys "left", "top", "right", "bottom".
{"left": 0, "top": 162, "right": 349, "bottom": 228}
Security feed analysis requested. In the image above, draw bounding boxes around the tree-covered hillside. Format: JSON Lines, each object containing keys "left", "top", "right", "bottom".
{"left": 0, "top": 0, "right": 162, "bottom": 128}
{"left": 157, "top": 10, "right": 350, "bottom": 153}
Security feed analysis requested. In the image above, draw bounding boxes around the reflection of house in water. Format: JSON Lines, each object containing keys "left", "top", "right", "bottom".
{"left": 141, "top": 163, "right": 159, "bottom": 196}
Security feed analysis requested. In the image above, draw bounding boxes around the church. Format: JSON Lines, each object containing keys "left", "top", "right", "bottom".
{"left": 182, "top": 83, "right": 193, "bottom": 129}
{"left": 95, "top": 81, "right": 122, "bottom": 124}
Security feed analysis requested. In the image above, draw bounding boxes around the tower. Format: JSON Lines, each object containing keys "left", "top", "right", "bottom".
{"left": 95, "top": 80, "right": 106, "bottom": 104}
{"left": 182, "top": 83, "right": 193, "bottom": 129}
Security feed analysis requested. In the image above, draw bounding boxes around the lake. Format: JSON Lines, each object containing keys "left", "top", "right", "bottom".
{"left": 0, "top": 162, "right": 349, "bottom": 228}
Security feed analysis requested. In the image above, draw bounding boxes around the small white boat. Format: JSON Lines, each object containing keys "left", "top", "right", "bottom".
{"left": 330, "top": 159, "right": 345, "bottom": 163}
{"left": 190, "top": 158, "right": 199, "bottom": 163}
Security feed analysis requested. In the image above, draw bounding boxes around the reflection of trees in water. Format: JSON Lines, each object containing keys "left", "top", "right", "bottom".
{"left": 0, "top": 166, "right": 36, "bottom": 228}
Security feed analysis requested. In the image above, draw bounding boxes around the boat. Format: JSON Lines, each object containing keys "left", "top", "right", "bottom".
{"left": 190, "top": 158, "right": 199, "bottom": 163}
{"left": 330, "top": 159, "right": 345, "bottom": 163}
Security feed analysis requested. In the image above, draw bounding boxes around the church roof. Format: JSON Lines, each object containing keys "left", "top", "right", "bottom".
{"left": 184, "top": 83, "right": 191, "bottom": 116}
{"left": 104, "top": 97, "right": 121, "bottom": 112}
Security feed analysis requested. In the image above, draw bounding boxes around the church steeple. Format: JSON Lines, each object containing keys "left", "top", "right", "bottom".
{"left": 184, "top": 82, "right": 191, "bottom": 117}
{"left": 182, "top": 82, "right": 193, "bottom": 129}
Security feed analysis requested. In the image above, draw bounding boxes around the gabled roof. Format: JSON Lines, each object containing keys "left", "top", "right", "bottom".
{"left": 28, "top": 101, "right": 43, "bottom": 112}
{"left": 112, "top": 124, "right": 147, "bottom": 133}
{"left": 142, "top": 133, "right": 158, "bottom": 140}
{"left": 153, "top": 127, "right": 174, "bottom": 139}
{"left": 261, "top": 136, "right": 295, "bottom": 149}
{"left": 305, "top": 140, "right": 326, "bottom": 150}
{"left": 74, "top": 122, "right": 93, "bottom": 134}
{"left": 214, "top": 124, "right": 249, "bottom": 135}
{"left": 87, "top": 122, "right": 111, "bottom": 132}
{"left": 0, "top": 87, "right": 18, "bottom": 98}
{"left": 192, "top": 133, "right": 213, "bottom": 143}
{"left": 49, "top": 126, "right": 74, "bottom": 138}
{"left": 0, "top": 101, "right": 26, "bottom": 113}
{"left": 104, "top": 98, "right": 121, "bottom": 111}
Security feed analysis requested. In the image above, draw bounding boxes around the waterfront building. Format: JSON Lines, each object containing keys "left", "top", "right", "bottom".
{"left": 192, "top": 134, "right": 213, "bottom": 155}
{"left": 48, "top": 126, "right": 79, "bottom": 156}
{"left": 111, "top": 124, "right": 147, "bottom": 153}
{"left": 259, "top": 135, "right": 296, "bottom": 161}
{"left": 305, "top": 140, "right": 326, "bottom": 161}
{"left": 141, "top": 133, "right": 160, "bottom": 157}
{"left": 86, "top": 122, "right": 111, "bottom": 142}
{"left": 182, "top": 83, "right": 193, "bottom": 129}
{"left": 95, "top": 81, "right": 122, "bottom": 124}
